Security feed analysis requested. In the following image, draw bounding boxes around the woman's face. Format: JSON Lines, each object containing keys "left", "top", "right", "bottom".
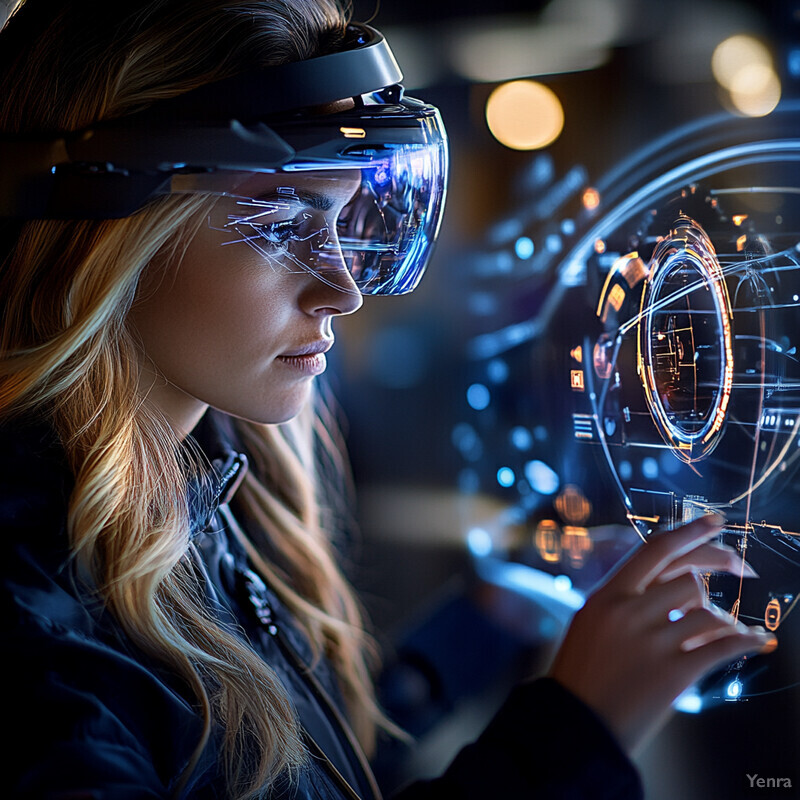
{"left": 128, "top": 172, "right": 363, "bottom": 435}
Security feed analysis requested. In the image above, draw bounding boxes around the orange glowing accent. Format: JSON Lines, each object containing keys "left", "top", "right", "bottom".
{"left": 570, "top": 370, "right": 585, "bottom": 391}
{"left": 627, "top": 513, "right": 661, "bottom": 523}
{"left": 596, "top": 252, "right": 645, "bottom": 322}
{"left": 736, "top": 234, "right": 747, "bottom": 251}
{"left": 534, "top": 519, "right": 562, "bottom": 563}
{"left": 340, "top": 126, "right": 366, "bottom": 138}
{"left": 608, "top": 283, "right": 624, "bottom": 312}
{"left": 700, "top": 571, "right": 711, "bottom": 599}
{"left": 555, "top": 485, "right": 592, "bottom": 524}
{"left": 562, "top": 526, "right": 593, "bottom": 568}
{"left": 733, "top": 214, "right": 748, "bottom": 226}
{"left": 765, "top": 598, "right": 782, "bottom": 631}
{"left": 570, "top": 346, "right": 583, "bottom": 363}
{"left": 621, "top": 255, "right": 647, "bottom": 288}
{"left": 594, "top": 239, "right": 606, "bottom": 254}
{"left": 582, "top": 187, "right": 600, "bottom": 210}
{"left": 593, "top": 339, "right": 613, "bottom": 380}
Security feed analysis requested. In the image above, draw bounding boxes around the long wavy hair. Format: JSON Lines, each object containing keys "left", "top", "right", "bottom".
{"left": 0, "top": 1, "right": 391, "bottom": 796}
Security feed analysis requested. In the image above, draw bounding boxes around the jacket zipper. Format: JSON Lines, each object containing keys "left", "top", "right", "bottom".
{"left": 260, "top": 601, "right": 383, "bottom": 800}
{"left": 217, "top": 503, "right": 383, "bottom": 800}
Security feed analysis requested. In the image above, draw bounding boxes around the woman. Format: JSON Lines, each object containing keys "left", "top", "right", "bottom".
{"left": 0, "top": 1, "right": 774, "bottom": 798}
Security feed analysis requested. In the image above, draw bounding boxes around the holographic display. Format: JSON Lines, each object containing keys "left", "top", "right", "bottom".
{"left": 456, "top": 103, "right": 800, "bottom": 709}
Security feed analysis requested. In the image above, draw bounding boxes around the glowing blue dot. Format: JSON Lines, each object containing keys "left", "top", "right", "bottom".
{"left": 674, "top": 689, "right": 703, "bottom": 714}
{"left": 531, "top": 153, "right": 554, "bottom": 185}
{"left": 553, "top": 574, "right": 572, "bottom": 592}
{"left": 524, "top": 460, "right": 559, "bottom": 494}
{"left": 510, "top": 426, "right": 533, "bottom": 450}
{"left": 497, "top": 467, "right": 516, "bottom": 487}
{"left": 466, "top": 383, "right": 490, "bottom": 411}
{"left": 619, "top": 460, "right": 633, "bottom": 481}
{"left": 467, "top": 527, "right": 492, "bottom": 557}
{"left": 545, "top": 234, "right": 562, "bottom": 253}
{"left": 515, "top": 236, "right": 535, "bottom": 260}
{"left": 487, "top": 358, "right": 509, "bottom": 383}
{"left": 642, "top": 457, "right": 659, "bottom": 479}
{"left": 561, "top": 218, "right": 576, "bottom": 236}
{"left": 726, "top": 679, "right": 743, "bottom": 699}
{"left": 668, "top": 608, "right": 684, "bottom": 622}
{"left": 789, "top": 48, "right": 800, "bottom": 77}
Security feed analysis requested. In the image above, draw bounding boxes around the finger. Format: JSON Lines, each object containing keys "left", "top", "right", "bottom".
{"left": 663, "top": 606, "right": 744, "bottom": 652}
{"left": 636, "top": 572, "right": 707, "bottom": 627}
{"left": 611, "top": 516, "right": 724, "bottom": 595}
{"left": 681, "top": 625, "right": 777, "bottom": 677}
{"left": 655, "top": 542, "right": 758, "bottom": 584}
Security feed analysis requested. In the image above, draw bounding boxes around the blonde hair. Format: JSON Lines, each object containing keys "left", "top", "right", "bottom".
{"left": 0, "top": 1, "right": 391, "bottom": 796}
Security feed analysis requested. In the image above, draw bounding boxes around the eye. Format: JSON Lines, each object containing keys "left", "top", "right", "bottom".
{"left": 239, "top": 210, "right": 333, "bottom": 250}
{"left": 242, "top": 216, "right": 307, "bottom": 247}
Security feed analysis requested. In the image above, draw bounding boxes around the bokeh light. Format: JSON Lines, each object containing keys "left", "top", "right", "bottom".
{"left": 711, "top": 34, "right": 781, "bottom": 117}
{"left": 486, "top": 80, "right": 565, "bottom": 150}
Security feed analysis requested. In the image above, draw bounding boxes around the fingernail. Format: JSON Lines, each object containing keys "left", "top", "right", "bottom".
{"left": 702, "top": 513, "right": 726, "bottom": 527}
{"left": 761, "top": 635, "right": 778, "bottom": 654}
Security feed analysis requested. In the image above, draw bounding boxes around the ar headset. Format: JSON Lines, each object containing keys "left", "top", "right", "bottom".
{"left": 0, "top": 23, "right": 448, "bottom": 296}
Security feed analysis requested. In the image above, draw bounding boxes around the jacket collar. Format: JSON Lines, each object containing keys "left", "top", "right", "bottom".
{"left": 185, "top": 411, "right": 250, "bottom": 539}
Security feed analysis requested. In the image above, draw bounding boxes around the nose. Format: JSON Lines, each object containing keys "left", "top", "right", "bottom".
{"left": 298, "top": 214, "right": 363, "bottom": 315}
{"left": 299, "top": 263, "right": 363, "bottom": 317}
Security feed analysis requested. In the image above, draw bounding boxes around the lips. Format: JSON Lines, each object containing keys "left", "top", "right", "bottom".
{"left": 276, "top": 339, "right": 332, "bottom": 377}
{"left": 279, "top": 339, "right": 333, "bottom": 358}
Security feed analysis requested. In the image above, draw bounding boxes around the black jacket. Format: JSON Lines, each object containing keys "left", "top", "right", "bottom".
{"left": 0, "top": 413, "right": 643, "bottom": 799}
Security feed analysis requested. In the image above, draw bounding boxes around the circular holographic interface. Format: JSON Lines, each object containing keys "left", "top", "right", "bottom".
{"left": 455, "top": 105, "right": 800, "bottom": 711}
{"left": 639, "top": 217, "right": 733, "bottom": 462}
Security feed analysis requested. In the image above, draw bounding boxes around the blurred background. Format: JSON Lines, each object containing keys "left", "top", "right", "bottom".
{"left": 329, "top": 1, "right": 800, "bottom": 798}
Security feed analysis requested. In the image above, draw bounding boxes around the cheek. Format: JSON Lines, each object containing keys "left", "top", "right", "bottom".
{"left": 130, "top": 243, "right": 289, "bottom": 381}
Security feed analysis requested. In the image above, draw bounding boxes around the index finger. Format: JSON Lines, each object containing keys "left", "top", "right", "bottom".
{"left": 610, "top": 515, "right": 724, "bottom": 595}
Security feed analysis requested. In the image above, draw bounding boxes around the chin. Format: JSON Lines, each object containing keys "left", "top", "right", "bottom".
{"left": 213, "top": 390, "right": 312, "bottom": 427}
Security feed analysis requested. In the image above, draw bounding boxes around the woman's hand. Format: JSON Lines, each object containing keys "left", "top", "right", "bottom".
{"left": 549, "top": 515, "right": 776, "bottom": 754}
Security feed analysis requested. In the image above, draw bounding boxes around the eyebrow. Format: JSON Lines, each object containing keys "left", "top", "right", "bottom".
{"left": 253, "top": 188, "right": 333, "bottom": 211}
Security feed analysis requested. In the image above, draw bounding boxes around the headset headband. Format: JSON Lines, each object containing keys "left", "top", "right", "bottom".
{"left": 0, "top": 23, "right": 407, "bottom": 218}
{"left": 139, "top": 24, "right": 404, "bottom": 121}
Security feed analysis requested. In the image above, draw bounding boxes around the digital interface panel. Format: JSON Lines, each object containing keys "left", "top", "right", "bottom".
{"left": 457, "top": 103, "right": 800, "bottom": 709}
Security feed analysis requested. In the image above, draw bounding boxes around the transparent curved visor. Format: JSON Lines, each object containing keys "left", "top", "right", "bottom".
{"left": 170, "top": 141, "right": 447, "bottom": 295}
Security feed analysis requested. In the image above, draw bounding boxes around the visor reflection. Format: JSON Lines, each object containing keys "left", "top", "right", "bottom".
{"left": 204, "top": 141, "right": 446, "bottom": 295}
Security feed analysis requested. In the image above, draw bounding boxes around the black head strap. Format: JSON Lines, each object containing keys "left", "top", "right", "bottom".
{"left": 134, "top": 23, "right": 403, "bottom": 122}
